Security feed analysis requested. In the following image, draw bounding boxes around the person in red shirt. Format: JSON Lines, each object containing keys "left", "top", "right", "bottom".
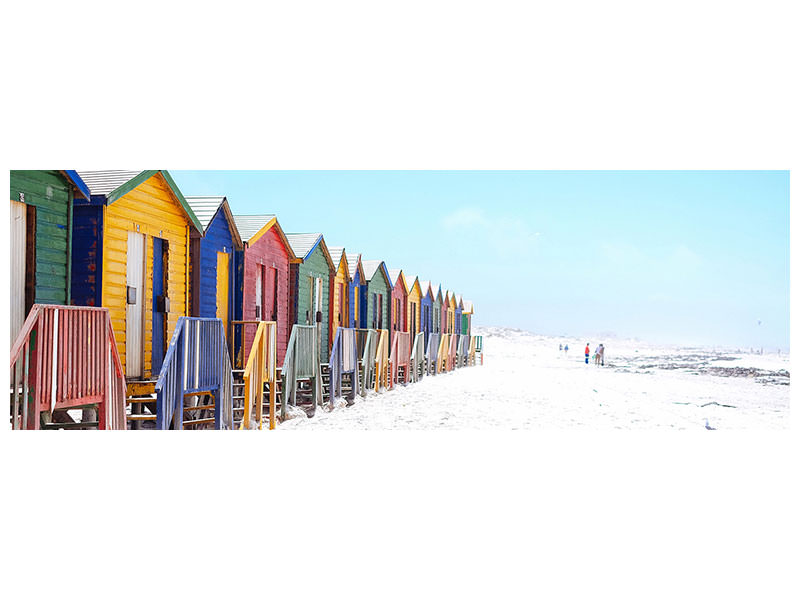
{"left": 584, "top": 343, "right": 590, "bottom": 364}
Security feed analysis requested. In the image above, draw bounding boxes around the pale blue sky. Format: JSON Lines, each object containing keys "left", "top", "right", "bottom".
{"left": 171, "top": 171, "right": 790, "bottom": 351}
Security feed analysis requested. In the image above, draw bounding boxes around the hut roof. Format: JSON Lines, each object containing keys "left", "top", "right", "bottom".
{"left": 77, "top": 169, "right": 202, "bottom": 232}
{"left": 285, "top": 233, "right": 335, "bottom": 269}
{"left": 185, "top": 196, "right": 243, "bottom": 248}
{"left": 463, "top": 300, "right": 474, "bottom": 313}
{"left": 387, "top": 268, "right": 407, "bottom": 291}
{"left": 418, "top": 280, "right": 433, "bottom": 298}
{"left": 346, "top": 253, "right": 364, "bottom": 280}
{"left": 327, "top": 246, "right": 350, "bottom": 277}
{"left": 232, "top": 214, "right": 296, "bottom": 259}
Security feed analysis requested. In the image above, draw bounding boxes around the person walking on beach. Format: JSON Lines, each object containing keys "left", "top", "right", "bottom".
{"left": 584, "top": 343, "right": 590, "bottom": 364}
{"left": 564, "top": 344, "right": 569, "bottom": 355}
{"left": 559, "top": 343, "right": 563, "bottom": 352}
{"left": 594, "top": 344, "right": 602, "bottom": 366}
{"left": 599, "top": 344, "right": 605, "bottom": 366}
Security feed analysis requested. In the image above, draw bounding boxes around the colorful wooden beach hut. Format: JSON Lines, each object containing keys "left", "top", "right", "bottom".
{"left": 387, "top": 268, "right": 408, "bottom": 343}
{"left": 10, "top": 170, "right": 91, "bottom": 346}
{"left": 419, "top": 280, "right": 434, "bottom": 347}
{"left": 361, "top": 260, "right": 392, "bottom": 333}
{"left": 462, "top": 300, "right": 474, "bottom": 337}
{"left": 186, "top": 196, "right": 243, "bottom": 338}
{"left": 286, "top": 233, "right": 335, "bottom": 362}
{"left": 232, "top": 214, "right": 296, "bottom": 364}
{"left": 327, "top": 246, "right": 350, "bottom": 346}
{"left": 441, "top": 289, "right": 451, "bottom": 334}
{"left": 455, "top": 294, "right": 464, "bottom": 336}
{"left": 347, "top": 252, "right": 366, "bottom": 329}
{"left": 407, "top": 275, "right": 422, "bottom": 339}
{"left": 432, "top": 284, "right": 443, "bottom": 335}
{"left": 71, "top": 170, "right": 202, "bottom": 380}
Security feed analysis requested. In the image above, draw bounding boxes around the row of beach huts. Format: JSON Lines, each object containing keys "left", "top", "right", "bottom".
{"left": 9, "top": 170, "right": 482, "bottom": 430}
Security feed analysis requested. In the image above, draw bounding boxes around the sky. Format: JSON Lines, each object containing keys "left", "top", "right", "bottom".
{"left": 170, "top": 171, "right": 790, "bottom": 351}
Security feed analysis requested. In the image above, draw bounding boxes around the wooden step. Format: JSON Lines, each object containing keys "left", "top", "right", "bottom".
{"left": 127, "top": 414, "right": 156, "bottom": 421}
{"left": 42, "top": 421, "right": 100, "bottom": 429}
{"left": 183, "top": 418, "right": 215, "bottom": 427}
{"left": 184, "top": 390, "right": 214, "bottom": 398}
{"left": 183, "top": 404, "right": 215, "bottom": 412}
{"left": 126, "top": 396, "right": 156, "bottom": 403}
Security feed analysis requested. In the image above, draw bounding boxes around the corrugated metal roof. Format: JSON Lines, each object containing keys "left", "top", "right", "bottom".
{"left": 387, "top": 268, "right": 403, "bottom": 287}
{"left": 285, "top": 233, "right": 323, "bottom": 260}
{"left": 419, "top": 280, "right": 432, "bottom": 296}
{"left": 361, "top": 260, "right": 385, "bottom": 281}
{"left": 328, "top": 246, "right": 346, "bottom": 268}
{"left": 463, "top": 300, "right": 474, "bottom": 313}
{"left": 347, "top": 253, "right": 362, "bottom": 277}
{"left": 77, "top": 170, "right": 143, "bottom": 196}
{"left": 185, "top": 196, "right": 225, "bottom": 233}
{"left": 407, "top": 275, "right": 420, "bottom": 291}
{"left": 456, "top": 294, "right": 463, "bottom": 305}
{"left": 232, "top": 214, "right": 276, "bottom": 242}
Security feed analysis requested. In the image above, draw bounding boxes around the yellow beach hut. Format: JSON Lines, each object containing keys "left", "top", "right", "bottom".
{"left": 73, "top": 170, "right": 202, "bottom": 382}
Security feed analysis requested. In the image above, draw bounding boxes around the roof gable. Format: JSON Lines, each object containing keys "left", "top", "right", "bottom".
{"left": 327, "top": 246, "right": 350, "bottom": 279}
{"left": 185, "top": 196, "right": 243, "bottom": 249}
{"left": 285, "top": 233, "right": 335, "bottom": 270}
{"left": 387, "top": 268, "right": 408, "bottom": 294}
{"left": 233, "top": 214, "right": 296, "bottom": 259}
{"left": 362, "top": 260, "right": 391, "bottom": 288}
{"left": 346, "top": 253, "right": 365, "bottom": 282}
{"left": 77, "top": 169, "right": 202, "bottom": 232}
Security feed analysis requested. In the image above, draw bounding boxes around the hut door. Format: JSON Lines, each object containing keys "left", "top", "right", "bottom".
{"left": 254, "top": 265, "right": 262, "bottom": 319}
{"left": 126, "top": 231, "right": 145, "bottom": 378}
{"left": 216, "top": 251, "right": 230, "bottom": 335}
{"left": 264, "top": 266, "right": 277, "bottom": 321}
{"left": 411, "top": 303, "right": 417, "bottom": 336}
{"left": 10, "top": 201, "right": 26, "bottom": 346}
{"left": 151, "top": 238, "right": 168, "bottom": 375}
{"left": 338, "top": 282, "right": 344, "bottom": 327}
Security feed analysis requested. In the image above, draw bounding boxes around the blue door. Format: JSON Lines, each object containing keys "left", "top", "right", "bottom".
{"left": 152, "top": 237, "right": 166, "bottom": 374}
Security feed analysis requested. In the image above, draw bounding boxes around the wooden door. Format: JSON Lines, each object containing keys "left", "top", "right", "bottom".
{"left": 254, "top": 264, "right": 262, "bottom": 319}
{"left": 151, "top": 237, "right": 167, "bottom": 375}
{"left": 126, "top": 231, "right": 145, "bottom": 377}
{"left": 10, "top": 201, "right": 26, "bottom": 346}
{"left": 216, "top": 251, "right": 230, "bottom": 334}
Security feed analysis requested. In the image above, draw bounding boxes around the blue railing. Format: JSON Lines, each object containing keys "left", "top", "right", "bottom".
{"left": 155, "top": 317, "right": 233, "bottom": 430}
{"left": 329, "top": 327, "right": 360, "bottom": 402}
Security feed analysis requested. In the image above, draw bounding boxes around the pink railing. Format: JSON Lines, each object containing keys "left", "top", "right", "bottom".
{"left": 9, "top": 305, "right": 126, "bottom": 430}
{"left": 389, "top": 331, "right": 411, "bottom": 388}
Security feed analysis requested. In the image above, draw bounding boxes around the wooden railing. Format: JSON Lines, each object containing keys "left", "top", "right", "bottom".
{"left": 358, "top": 328, "right": 377, "bottom": 396}
{"left": 281, "top": 325, "right": 321, "bottom": 418}
{"left": 155, "top": 317, "right": 233, "bottom": 430}
{"left": 409, "top": 332, "right": 426, "bottom": 383}
{"left": 475, "top": 335, "right": 484, "bottom": 365}
{"left": 447, "top": 333, "right": 458, "bottom": 371}
{"left": 457, "top": 335, "right": 471, "bottom": 368}
{"left": 329, "top": 327, "right": 360, "bottom": 402}
{"left": 437, "top": 334, "right": 449, "bottom": 374}
{"left": 427, "top": 332, "right": 441, "bottom": 376}
{"left": 389, "top": 331, "right": 410, "bottom": 388}
{"left": 468, "top": 336, "right": 477, "bottom": 366}
{"left": 239, "top": 321, "right": 278, "bottom": 430}
{"left": 374, "top": 329, "right": 389, "bottom": 392}
{"left": 9, "top": 304, "right": 126, "bottom": 430}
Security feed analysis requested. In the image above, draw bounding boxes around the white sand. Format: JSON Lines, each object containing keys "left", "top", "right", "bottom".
{"left": 279, "top": 327, "right": 790, "bottom": 430}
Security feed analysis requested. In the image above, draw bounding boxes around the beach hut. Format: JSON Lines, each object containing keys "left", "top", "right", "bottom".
{"left": 407, "top": 275, "right": 422, "bottom": 339}
{"left": 10, "top": 170, "right": 91, "bottom": 346}
{"left": 71, "top": 170, "right": 202, "bottom": 381}
{"left": 347, "top": 252, "right": 367, "bottom": 329}
{"left": 327, "top": 246, "right": 350, "bottom": 346}
{"left": 232, "top": 214, "right": 296, "bottom": 364}
{"left": 387, "top": 268, "right": 408, "bottom": 343}
{"left": 455, "top": 294, "right": 464, "bottom": 336}
{"left": 361, "top": 260, "right": 392, "bottom": 333}
{"left": 419, "top": 280, "right": 434, "bottom": 347}
{"left": 185, "top": 196, "right": 243, "bottom": 338}
{"left": 441, "top": 289, "right": 451, "bottom": 334}
{"left": 286, "top": 233, "right": 335, "bottom": 362}
{"left": 432, "top": 284, "right": 443, "bottom": 336}
{"left": 462, "top": 300, "right": 474, "bottom": 337}
{"left": 447, "top": 291, "right": 457, "bottom": 334}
